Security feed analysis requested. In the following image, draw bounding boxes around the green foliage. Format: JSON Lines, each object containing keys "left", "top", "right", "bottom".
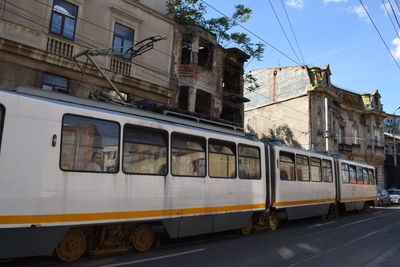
{"left": 167, "top": 0, "right": 265, "bottom": 61}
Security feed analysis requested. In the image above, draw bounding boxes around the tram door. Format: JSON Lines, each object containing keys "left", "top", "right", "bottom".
{"left": 0, "top": 104, "right": 4, "bottom": 153}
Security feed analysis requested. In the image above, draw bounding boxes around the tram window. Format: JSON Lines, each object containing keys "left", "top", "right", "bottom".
{"left": 123, "top": 125, "right": 167, "bottom": 175}
{"left": 279, "top": 151, "right": 295, "bottom": 181}
{"left": 322, "top": 160, "right": 333, "bottom": 182}
{"left": 0, "top": 105, "right": 4, "bottom": 153}
{"left": 310, "top": 157, "right": 322, "bottom": 182}
{"left": 238, "top": 144, "right": 261, "bottom": 179}
{"left": 296, "top": 154, "right": 310, "bottom": 181}
{"left": 356, "top": 166, "right": 363, "bottom": 184}
{"left": 349, "top": 165, "right": 357, "bottom": 183}
{"left": 362, "top": 168, "right": 369, "bottom": 184}
{"left": 209, "top": 139, "right": 236, "bottom": 178}
{"left": 171, "top": 133, "right": 206, "bottom": 177}
{"left": 368, "top": 169, "right": 375, "bottom": 185}
{"left": 60, "top": 114, "right": 120, "bottom": 173}
{"left": 341, "top": 163, "right": 349, "bottom": 183}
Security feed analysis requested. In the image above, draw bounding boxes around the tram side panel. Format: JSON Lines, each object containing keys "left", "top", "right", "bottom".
{"left": 271, "top": 145, "right": 336, "bottom": 220}
{"left": 337, "top": 159, "right": 377, "bottom": 211}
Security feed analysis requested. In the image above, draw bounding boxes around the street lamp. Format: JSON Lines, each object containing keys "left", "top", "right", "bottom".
{"left": 393, "top": 106, "right": 400, "bottom": 167}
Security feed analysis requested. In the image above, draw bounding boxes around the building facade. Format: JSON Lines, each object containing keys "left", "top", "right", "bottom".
{"left": 244, "top": 65, "right": 387, "bottom": 187}
{"left": 0, "top": 0, "right": 249, "bottom": 128}
{"left": 0, "top": 0, "right": 176, "bottom": 104}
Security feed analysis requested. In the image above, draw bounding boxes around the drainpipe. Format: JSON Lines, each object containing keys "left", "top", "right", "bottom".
{"left": 325, "top": 97, "right": 330, "bottom": 152}
{"left": 394, "top": 106, "right": 400, "bottom": 167}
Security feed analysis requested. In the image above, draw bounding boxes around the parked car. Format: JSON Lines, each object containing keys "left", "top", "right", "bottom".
{"left": 377, "top": 189, "right": 391, "bottom": 206}
{"left": 387, "top": 189, "right": 400, "bottom": 204}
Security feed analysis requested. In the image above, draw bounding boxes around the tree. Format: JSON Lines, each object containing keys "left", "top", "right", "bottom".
{"left": 167, "top": 0, "right": 264, "bottom": 91}
{"left": 260, "top": 124, "right": 303, "bottom": 149}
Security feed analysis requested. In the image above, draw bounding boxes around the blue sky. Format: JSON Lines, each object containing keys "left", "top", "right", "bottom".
{"left": 203, "top": 0, "right": 400, "bottom": 114}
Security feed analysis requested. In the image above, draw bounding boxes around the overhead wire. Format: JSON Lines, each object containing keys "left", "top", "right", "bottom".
{"left": 381, "top": 0, "right": 400, "bottom": 38}
{"left": 359, "top": 0, "right": 400, "bottom": 71}
{"left": 280, "top": 0, "right": 305, "bottom": 65}
{"left": 388, "top": 0, "right": 400, "bottom": 30}
{"left": 199, "top": 0, "right": 303, "bottom": 66}
{"left": 267, "top": 0, "right": 303, "bottom": 65}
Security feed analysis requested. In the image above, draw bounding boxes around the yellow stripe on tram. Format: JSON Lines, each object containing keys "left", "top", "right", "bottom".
{"left": 0, "top": 203, "right": 266, "bottom": 225}
{"left": 273, "top": 198, "right": 336, "bottom": 207}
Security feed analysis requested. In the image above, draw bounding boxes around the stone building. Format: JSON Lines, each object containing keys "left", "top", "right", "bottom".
{"left": 384, "top": 115, "right": 400, "bottom": 134}
{"left": 244, "top": 65, "right": 387, "bottom": 187}
{"left": 0, "top": 0, "right": 176, "bottom": 105}
{"left": 170, "top": 23, "right": 249, "bottom": 128}
{"left": 0, "top": 0, "right": 248, "bottom": 128}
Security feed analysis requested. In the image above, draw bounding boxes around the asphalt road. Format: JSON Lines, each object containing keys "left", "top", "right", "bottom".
{"left": 3, "top": 206, "right": 400, "bottom": 267}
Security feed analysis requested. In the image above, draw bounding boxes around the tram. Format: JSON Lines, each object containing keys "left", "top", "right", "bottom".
{"left": 0, "top": 87, "right": 377, "bottom": 261}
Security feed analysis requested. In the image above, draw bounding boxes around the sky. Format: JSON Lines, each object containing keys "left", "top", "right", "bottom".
{"left": 202, "top": 0, "right": 400, "bottom": 114}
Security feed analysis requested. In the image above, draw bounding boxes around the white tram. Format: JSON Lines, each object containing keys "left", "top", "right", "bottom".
{"left": 0, "top": 87, "right": 377, "bottom": 261}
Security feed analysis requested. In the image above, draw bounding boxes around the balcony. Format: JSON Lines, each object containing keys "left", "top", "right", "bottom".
{"left": 46, "top": 36, "right": 74, "bottom": 58}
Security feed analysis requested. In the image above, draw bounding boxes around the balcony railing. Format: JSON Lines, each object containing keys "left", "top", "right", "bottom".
{"left": 339, "top": 143, "right": 352, "bottom": 152}
{"left": 46, "top": 36, "right": 74, "bottom": 58}
{"left": 110, "top": 57, "right": 132, "bottom": 76}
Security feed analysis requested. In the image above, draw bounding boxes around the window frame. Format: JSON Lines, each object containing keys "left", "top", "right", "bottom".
{"left": 113, "top": 22, "right": 135, "bottom": 60}
{"left": 41, "top": 72, "right": 70, "bottom": 94}
{"left": 171, "top": 132, "right": 206, "bottom": 178}
{"left": 59, "top": 113, "right": 121, "bottom": 173}
{"left": 296, "top": 154, "right": 310, "bottom": 182}
{"left": 321, "top": 159, "right": 333, "bottom": 183}
{"left": 208, "top": 139, "right": 237, "bottom": 179}
{"left": 0, "top": 104, "right": 5, "bottom": 153}
{"left": 122, "top": 124, "right": 168, "bottom": 176}
{"left": 49, "top": 0, "right": 78, "bottom": 40}
{"left": 341, "top": 163, "right": 350, "bottom": 184}
{"left": 356, "top": 166, "right": 364, "bottom": 184}
{"left": 238, "top": 143, "right": 261, "bottom": 180}
{"left": 310, "top": 157, "right": 322, "bottom": 182}
{"left": 279, "top": 151, "right": 295, "bottom": 181}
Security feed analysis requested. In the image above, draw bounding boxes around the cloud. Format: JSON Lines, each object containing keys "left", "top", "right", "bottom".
{"left": 286, "top": 0, "right": 304, "bottom": 9}
{"left": 392, "top": 36, "right": 400, "bottom": 59}
{"left": 348, "top": 5, "right": 369, "bottom": 22}
{"left": 323, "top": 0, "right": 347, "bottom": 3}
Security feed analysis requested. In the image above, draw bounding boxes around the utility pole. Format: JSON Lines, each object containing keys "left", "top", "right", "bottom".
{"left": 393, "top": 106, "right": 400, "bottom": 167}
{"left": 325, "top": 97, "right": 330, "bottom": 152}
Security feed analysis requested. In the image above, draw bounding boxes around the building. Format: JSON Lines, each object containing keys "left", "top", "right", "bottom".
{"left": 384, "top": 115, "right": 400, "bottom": 134}
{"left": 384, "top": 132, "right": 400, "bottom": 188}
{"left": 0, "top": 0, "right": 177, "bottom": 105}
{"left": 170, "top": 23, "right": 249, "bottom": 128}
{"left": 244, "top": 65, "right": 387, "bottom": 187}
{"left": 0, "top": 1, "right": 249, "bottom": 129}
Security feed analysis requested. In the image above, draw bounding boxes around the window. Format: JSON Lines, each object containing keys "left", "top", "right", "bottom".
{"left": 60, "top": 115, "right": 120, "bottom": 173}
{"left": 356, "top": 166, "right": 363, "bottom": 184}
{"left": 123, "top": 125, "right": 167, "bottom": 175}
{"left": 198, "top": 38, "right": 213, "bottom": 69}
{"left": 238, "top": 145, "right": 261, "bottom": 179}
{"left": 113, "top": 23, "right": 135, "bottom": 59}
{"left": 41, "top": 73, "right": 69, "bottom": 94}
{"left": 341, "top": 163, "right": 349, "bottom": 183}
{"left": 362, "top": 168, "right": 369, "bottom": 184}
{"left": 352, "top": 128, "right": 358, "bottom": 145}
{"left": 181, "top": 35, "right": 192, "bottom": 64}
{"left": 209, "top": 140, "right": 236, "bottom": 178}
{"left": 171, "top": 133, "right": 205, "bottom": 177}
{"left": 349, "top": 165, "right": 357, "bottom": 183}
{"left": 0, "top": 104, "right": 4, "bottom": 153}
{"left": 178, "top": 86, "right": 189, "bottom": 110}
{"left": 339, "top": 126, "right": 345, "bottom": 144}
{"left": 322, "top": 159, "right": 333, "bottom": 182}
{"left": 279, "top": 151, "right": 295, "bottom": 181}
{"left": 296, "top": 154, "right": 310, "bottom": 181}
{"left": 195, "top": 90, "right": 211, "bottom": 116}
{"left": 368, "top": 169, "right": 376, "bottom": 185}
{"left": 310, "top": 157, "right": 322, "bottom": 182}
{"left": 50, "top": 0, "right": 78, "bottom": 40}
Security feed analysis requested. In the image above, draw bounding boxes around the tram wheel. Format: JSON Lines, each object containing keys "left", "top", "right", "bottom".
{"left": 268, "top": 211, "right": 280, "bottom": 230}
{"left": 131, "top": 224, "right": 155, "bottom": 252}
{"left": 240, "top": 218, "right": 253, "bottom": 235}
{"left": 55, "top": 230, "right": 86, "bottom": 262}
{"left": 328, "top": 204, "right": 339, "bottom": 218}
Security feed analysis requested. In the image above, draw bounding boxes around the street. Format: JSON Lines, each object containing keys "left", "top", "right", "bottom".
{"left": 3, "top": 206, "right": 400, "bottom": 267}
